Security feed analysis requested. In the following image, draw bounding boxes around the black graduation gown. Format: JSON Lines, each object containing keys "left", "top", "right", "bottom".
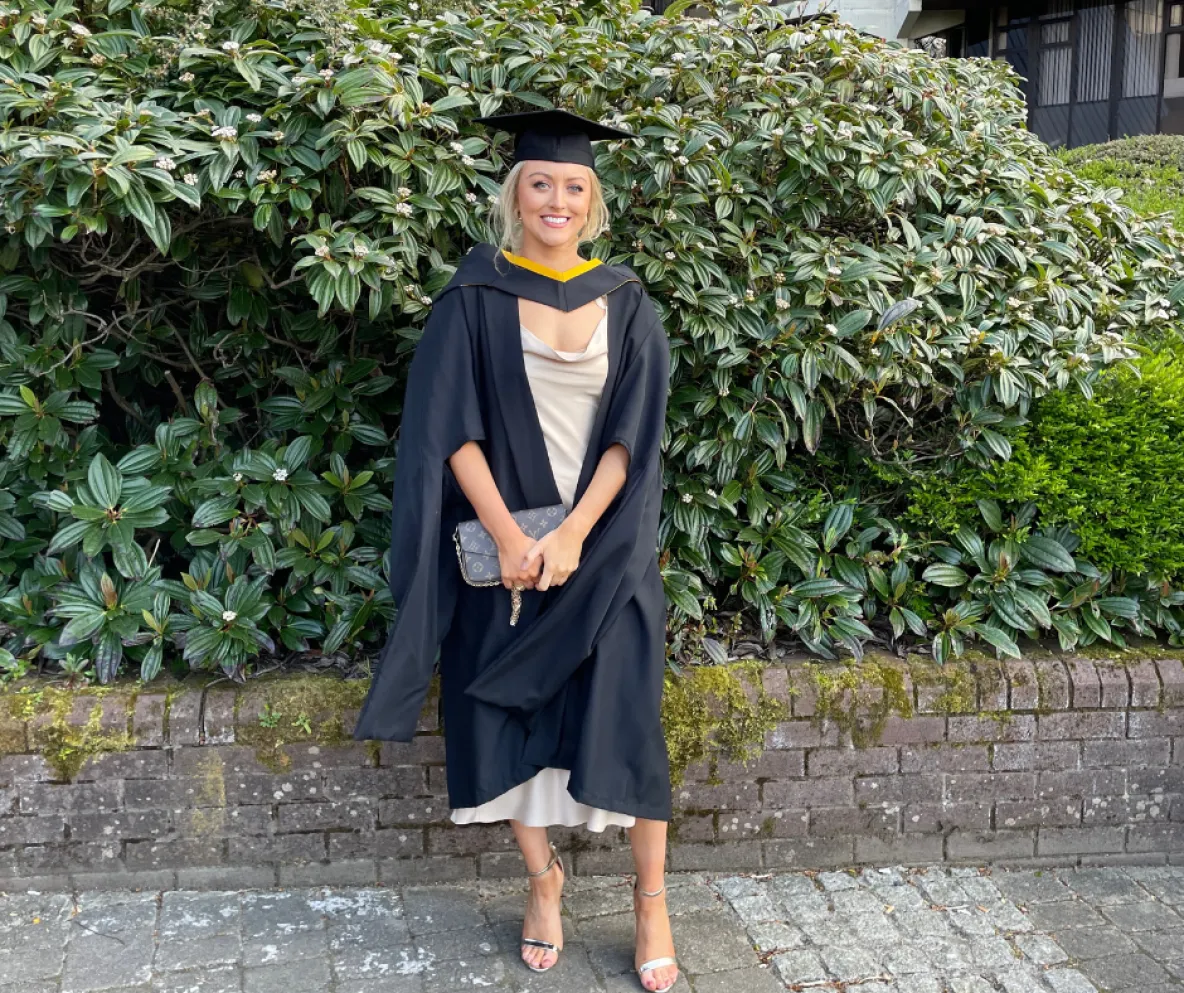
{"left": 352, "top": 243, "right": 673, "bottom": 822}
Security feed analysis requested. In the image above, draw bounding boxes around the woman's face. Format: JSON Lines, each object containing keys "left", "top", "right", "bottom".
{"left": 515, "top": 160, "right": 593, "bottom": 253}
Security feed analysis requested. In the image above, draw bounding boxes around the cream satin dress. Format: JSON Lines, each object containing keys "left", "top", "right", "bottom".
{"left": 450, "top": 296, "right": 637, "bottom": 832}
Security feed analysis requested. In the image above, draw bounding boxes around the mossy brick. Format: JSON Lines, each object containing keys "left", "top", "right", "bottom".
{"left": 875, "top": 716, "right": 945, "bottom": 746}
{"left": 276, "top": 797, "right": 376, "bottom": 832}
{"left": 1037, "top": 826, "right": 1125, "bottom": 856}
{"left": 428, "top": 823, "right": 517, "bottom": 855}
{"left": 788, "top": 668, "right": 818, "bottom": 717}
{"left": 125, "top": 777, "right": 225, "bottom": 810}
{"left": 125, "top": 837, "right": 225, "bottom": 870}
{"left": 202, "top": 690, "right": 237, "bottom": 744}
{"left": 1081, "top": 795, "right": 1138, "bottom": 826}
{"left": 223, "top": 771, "right": 320, "bottom": 805}
{"left": 275, "top": 742, "right": 375, "bottom": 770}
{"left": 1033, "top": 659, "right": 1071, "bottom": 710}
{"left": 948, "top": 715, "right": 1036, "bottom": 744}
{"left": 0, "top": 753, "right": 56, "bottom": 784}
{"left": 379, "top": 736, "right": 446, "bottom": 766}
{"left": 69, "top": 868, "right": 178, "bottom": 891}
{"left": 1005, "top": 660, "right": 1040, "bottom": 712}
{"left": 809, "top": 805, "right": 896, "bottom": 838}
{"left": 1128, "top": 710, "right": 1184, "bottom": 738}
{"left": 676, "top": 782, "right": 761, "bottom": 811}
{"left": 712, "top": 749, "right": 805, "bottom": 781}
{"left": 761, "top": 808, "right": 810, "bottom": 837}
{"left": 975, "top": 664, "right": 1010, "bottom": 711}
{"left": 1127, "top": 660, "right": 1162, "bottom": 708}
{"left": 1122, "top": 822, "right": 1184, "bottom": 853}
{"left": 1038, "top": 712, "right": 1126, "bottom": 739}
{"left": 0, "top": 709, "right": 27, "bottom": 753}
{"left": 1156, "top": 659, "right": 1184, "bottom": 706}
{"left": 945, "top": 772, "right": 1037, "bottom": 803}
{"left": 227, "top": 833, "right": 324, "bottom": 864}
{"left": 133, "top": 694, "right": 166, "bottom": 746}
{"left": 331, "top": 828, "right": 425, "bottom": 859}
{"left": 766, "top": 721, "right": 839, "bottom": 750}
{"left": 322, "top": 765, "right": 425, "bottom": 799}
{"left": 1096, "top": 665, "right": 1130, "bottom": 709}
{"left": 378, "top": 854, "right": 476, "bottom": 884}
{"left": 996, "top": 799, "right": 1082, "bottom": 830}
{"left": 1038, "top": 769, "right": 1127, "bottom": 798}
{"left": 992, "top": 742, "right": 1080, "bottom": 772}
{"left": 855, "top": 773, "right": 942, "bottom": 805}
{"left": 20, "top": 841, "right": 122, "bottom": 874}
{"left": 0, "top": 814, "right": 67, "bottom": 845}
{"left": 74, "top": 749, "right": 168, "bottom": 782}
{"left": 172, "top": 744, "right": 274, "bottom": 777}
{"left": 1064, "top": 659, "right": 1102, "bottom": 708}
{"left": 806, "top": 746, "right": 897, "bottom": 777}
{"left": 671, "top": 840, "right": 764, "bottom": 871}
{"left": 1083, "top": 738, "right": 1171, "bottom": 768}
{"left": 947, "top": 829, "right": 1036, "bottom": 861}
{"left": 167, "top": 692, "right": 202, "bottom": 745}
{"left": 174, "top": 805, "right": 272, "bottom": 838}
{"left": 18, "top": 781, "right": 122, "bottom": 814}
{"left": 762, "top": 665, "right": 790, "bottom": 700}
{"left": 855, "top": 834, "right": 944, "bottom": 865}
{"left": 763, "top": 777, "right": 853, "bottom": 809}
{"left": 901, "top": 744, "right": 990, "bottom": 773}
{"left": 901, "top": 802, "right": 992, "bottom": 834}
{"left": 378, "top": 798, "right": 451, "bottom": 826}
{"left": 763, "top": 836, "right": 854, "bottom": 869}
{"left": 70, "top": 810, "right": 171, "bottom": 842}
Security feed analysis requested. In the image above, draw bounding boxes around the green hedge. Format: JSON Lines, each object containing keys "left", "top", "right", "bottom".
{"left": 2, "top": 0, "right": 1184, "bottom": 685}
{"left": 1058, "top": 135, "right": 1184, "bottom": 231}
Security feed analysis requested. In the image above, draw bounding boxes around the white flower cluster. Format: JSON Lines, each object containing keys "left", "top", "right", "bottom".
{"left": 398, "top": 187, "right": 412, "bottom": 198}
{"left": 319, "top": 67, "right": 334, "bottom": 79}
{"left": 462, "top": 155, "right": 475, "bottom": 166}
{"left": 211, "top": 125, "right": 238, "bottom": 140}
{"left": 420, "top": 295, "right": 432, "bottom": 305}
{"left": 179, "top": 71, "right": 195, "bottom": 83}
{"left": 664, "top": 251, "right": 676, "bottom": 260}
{"left": 221, "top": 40, "right": 240, "bottom": 52}
{"left": 450, "top": 141, "right": 464, "bottom": 153}
{"left": 395, "top": 202, "right": 413, "bottom": 217}
{"left": 155, "top": 157, "right": 176, "bottom": 171}
{"left": 222, "top": 610, "right": 237, "bottom": 623}
{"left": 681, "top": 492, "right": 693, "bottom": 503}
{"left": 664, "top": 208, "right": 676, "bottom": 221}
{"left": 353, "top": 243, "right": 368, "bottom": 259}
{"left": 315, "top": 246, "right": 332, "bottom": 259}
{"left": 233, "top": 472, "right": 244, "bottom": 482}
{"left": 70, "top": 23, "right": 91, "bottom": 36}
{"left": 464, "top": 192, "right": 477, "bottom": 203}
{"left": 775, "top": 299, "right": 790, "bottom": 311}
{"left": 183, "top": 174, "right": 199, "bottom": 186}
{"left": 272, "top": 468, "right": 289, "bottom": 482}
{"left": 246, "top": 112, "right": 262, "bottom": 123}
{"left": 258, "top": 169, "right": 277, "bottom": 183}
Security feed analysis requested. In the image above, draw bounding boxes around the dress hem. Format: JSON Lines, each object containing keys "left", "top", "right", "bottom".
{"left": 447, "top": 768, "right": 672, "bottom": 824}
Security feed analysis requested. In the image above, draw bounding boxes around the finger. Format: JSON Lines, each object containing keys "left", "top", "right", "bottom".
{"left": 522, "top": 542, "right": 544, "bottom": 570}
{"left": 538, "top": 564, "right": 554, "bottom": 592}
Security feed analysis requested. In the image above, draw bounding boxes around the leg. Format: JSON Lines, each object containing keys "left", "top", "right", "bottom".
{"left": 629, "top": 818, "right": 678, "bottom": 991}
{"left": 511, "top": 820, "right": 565, "bottom": 971}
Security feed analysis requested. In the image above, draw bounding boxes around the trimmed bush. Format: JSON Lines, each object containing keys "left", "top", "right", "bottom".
{"left": 1059, "top": 135, "right": 1184, "bottom": 231}
{"left": 1, "top": 0, "right": 1184, "bottom": 682}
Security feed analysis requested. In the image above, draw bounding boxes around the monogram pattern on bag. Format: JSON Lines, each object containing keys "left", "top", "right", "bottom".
{"left": 455, "top": 504, "right": 566, "bottom": 585}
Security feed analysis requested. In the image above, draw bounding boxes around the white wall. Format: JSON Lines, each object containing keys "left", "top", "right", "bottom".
{"left": 778, "top": 0, "right": 926, "bottom": 42}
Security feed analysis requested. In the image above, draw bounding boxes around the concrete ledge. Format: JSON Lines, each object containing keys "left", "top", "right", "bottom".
{"left": 0, "top": 654, "right": 1181, "bottom": 886}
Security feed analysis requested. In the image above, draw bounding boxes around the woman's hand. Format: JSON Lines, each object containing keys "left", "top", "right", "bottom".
{"left": 523, "top": 520, "right": 586, "bottom": 592}
{"left": 497, "top": 527, "right": 541, "bottom": 590}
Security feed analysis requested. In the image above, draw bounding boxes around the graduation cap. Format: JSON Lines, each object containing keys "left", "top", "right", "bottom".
{"left": 473, "top": 108, "right": 634, "bottom": 170}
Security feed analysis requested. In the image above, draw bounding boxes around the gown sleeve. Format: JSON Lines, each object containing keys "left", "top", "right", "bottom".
{"left": 462, "top": 300, "right": 669, "bottom": 715}
{"left": 352, "top": 288, "right": 485, "bottom": 741}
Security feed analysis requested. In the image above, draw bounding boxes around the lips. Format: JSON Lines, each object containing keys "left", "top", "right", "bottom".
{"left": 541, "top": 216, "right": 570, "bottom": 227}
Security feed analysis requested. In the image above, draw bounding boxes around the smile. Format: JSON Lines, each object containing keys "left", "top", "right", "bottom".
{"left": 541, "top": 216, "right": 571, "bottom": 227}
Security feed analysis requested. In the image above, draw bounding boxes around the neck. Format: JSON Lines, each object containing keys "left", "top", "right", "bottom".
{"left": 514, "top": 235, "right": 584, "bottom": 273}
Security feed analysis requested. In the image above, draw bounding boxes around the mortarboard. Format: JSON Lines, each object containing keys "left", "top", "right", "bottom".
{"left": 473, "top": 108, "right": 634, "bottom": 170}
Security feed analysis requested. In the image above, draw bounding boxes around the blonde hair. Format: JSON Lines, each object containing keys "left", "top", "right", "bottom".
{"left": 491, "top": 160, "right": 610, "bottom": 256}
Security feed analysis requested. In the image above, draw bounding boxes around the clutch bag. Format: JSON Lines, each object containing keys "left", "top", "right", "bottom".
{"left": 453, "top": 504, "right": 567, "bottom": 625}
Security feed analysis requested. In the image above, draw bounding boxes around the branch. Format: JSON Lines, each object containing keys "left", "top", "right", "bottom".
{"left": 103, "top": 369, "right": 148, "bottom": 426}
{"left": 164, "top": 370, "right": 192, "bottom": 416}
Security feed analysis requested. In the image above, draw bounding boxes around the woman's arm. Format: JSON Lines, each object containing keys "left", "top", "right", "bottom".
{"left": 448, "top": 441, "right": 540, "bottom": 589}
{"left": 525, "top": 443, "right": 629, "bottom": 590}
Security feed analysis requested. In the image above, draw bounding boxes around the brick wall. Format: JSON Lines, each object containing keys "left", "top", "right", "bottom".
{"left": 1, "top": 655, "right": 1182, "bottom": 892}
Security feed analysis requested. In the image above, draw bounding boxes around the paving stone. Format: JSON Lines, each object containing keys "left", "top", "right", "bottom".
{"left": 62, "top": 893, "right": 158, "bottom": 992}
{"left": 331, "top": 977, "right": 424, "bottom": 993}
{"left": 664, "top": 883, "right": 721, "bottom": 916}
{"left": 413, "top": 925, "right": 503, "bottom": 963}
{"left": 601, "top": 971, "right": 691, "bottom": 993}
{"left": 1050, "top": 925, "right": 1138, "bottom": 960}
{"left": 877, "top": 885, "right": 927, "bottom": 912}
{"left": 1043, "top": 968, "right": 1099, "bottom": 993}
{"left": 1062, "top": 869, "right": 1149, "bottom": 905}
{"left": 1014, "top": 933, "right": 1069, "bottom": 965}
{"left": 507, "top": 942, "right": 603, "bottom": 993}
{"left": 402, "top": 887, "right": 486, "bottom": 936}
{"left": 243, "top": 957, "right": 332, "bottom": 993}
{"left": 818, "top": 870, "right": 860, "bottom": 891}
{"left": 155, "top": 935, "right": 241, "bottom": 972}
{"left": 1081, "top": 952, "right": 1172, "bottom": 990}
{"left": 688, "top": 966, "right": 783, "bottom": 993}
{"left": 979, "top": 900, "right": 1035, "bottom": 932}
{"left": 241, "top": 890, "right": 327, "bottom": 938}
{"left": 968, "top": 934, "right": 1018, "bottom": 970}
{"left": 1101, "top": 900, "right": 1184, "bottom": 931}
{"left": 302, "top": 887, "right": 403, "bottom": 921}
{"left": 328, "top": 919, "right": 420, "bottom": 978}
{"left": 575, "top": 912, "right": 638, "bottom": 977}
{"left": 728, "top": 892, "right": 781, "bottom": 922}
{"left": 711, "top": 876, "right": 765, "bottom": 901}
{"left": 992, "top": 871, "right": 1073, "bottom": 905}
{"left": 1023, "top": 900, "right": 1108, "bottom": 930}
{"left": 0, "top": 921, "right": 69, "bottom": 983}
{"left": 832, "top": 888, "right": 888, "bottom": 916}
{"left": 950, "top": 978, "right": 994, "bottom": 993}
{"left": 893, "top": 977, "right": 943, "bottom": 993}
{"left": 564, "top": 884, "right": 633, "bottom": 919}
{"left": 420, "top": 955, "right": 508, "bottom": 992}
{"left": 997, "top": 970, "right": 1049, "bottom": 993}
{"left": 765, "top": 873, "right": 821, "bottom": 901}
{"left": 746, "top": 921, "right": 805, "bottom": 952}
{"left": 152, "top": 967, "right": 243, "bottom": 993}
{"left": 1131, "top": 928, "right": 1184, "bottom": 961}
{"left": 771, "top": 948, "right": 828, "bottom": 985}
{"left": 243, "top": 928, "right": 327, "bottom": 968}
{"left": 663, "top": 911, "right": 758, "bottom": 974}
{"left": 821, "top": 945, "right": 887, "bottom": 981}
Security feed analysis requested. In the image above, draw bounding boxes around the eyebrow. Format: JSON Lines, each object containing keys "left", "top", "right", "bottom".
{"left": 527, "top": 171, "right": 585, "bottom": 181}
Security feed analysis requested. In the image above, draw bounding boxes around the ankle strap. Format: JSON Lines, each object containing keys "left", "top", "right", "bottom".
{"left": 526, "top": 842, "right": 560, "bottom": 878}
{"left": 635, "top": 878, "right": 665, "bottom": 898}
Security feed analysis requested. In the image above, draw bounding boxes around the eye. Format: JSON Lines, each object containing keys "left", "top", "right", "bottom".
{"left": 533, "top": 181, "right": 550, "bottom": 190}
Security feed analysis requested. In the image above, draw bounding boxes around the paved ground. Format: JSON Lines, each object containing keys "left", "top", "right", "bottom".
{"left": 0, "top": 864, "right": 1182, "bottom": 993}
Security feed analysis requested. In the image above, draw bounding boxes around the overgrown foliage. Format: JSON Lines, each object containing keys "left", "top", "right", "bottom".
{"left": 1, "top": 0, "right": 1183, "bottom": 683}
{"left": 1058, "top": 134, "right": 1184, "bottom": 230}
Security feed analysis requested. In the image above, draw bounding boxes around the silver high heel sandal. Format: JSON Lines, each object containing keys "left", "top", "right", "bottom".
{"left": 521, "top": 842, "right": 564, "bottom": 973}
{"left": 634, "top": 877, "right": 679, "bottom": 993}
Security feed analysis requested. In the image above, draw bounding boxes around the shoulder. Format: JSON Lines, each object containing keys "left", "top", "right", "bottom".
{"left": 433, "top": 243, "right": 499, "bottom": 301}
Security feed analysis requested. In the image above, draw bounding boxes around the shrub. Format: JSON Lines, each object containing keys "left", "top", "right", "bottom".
{"left": 1059, "top": 135, "right": 1184, "bottom": 231}
{"left": 905, "top": 344, "right": 1184, "bottom": 583}
{"left": 1, "top": 0, "right": 1183, "bottom": 681}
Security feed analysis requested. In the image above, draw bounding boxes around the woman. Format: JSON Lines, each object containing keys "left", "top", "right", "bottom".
{"left": 353, "top": 108, "right": 678, "bottom": 992}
